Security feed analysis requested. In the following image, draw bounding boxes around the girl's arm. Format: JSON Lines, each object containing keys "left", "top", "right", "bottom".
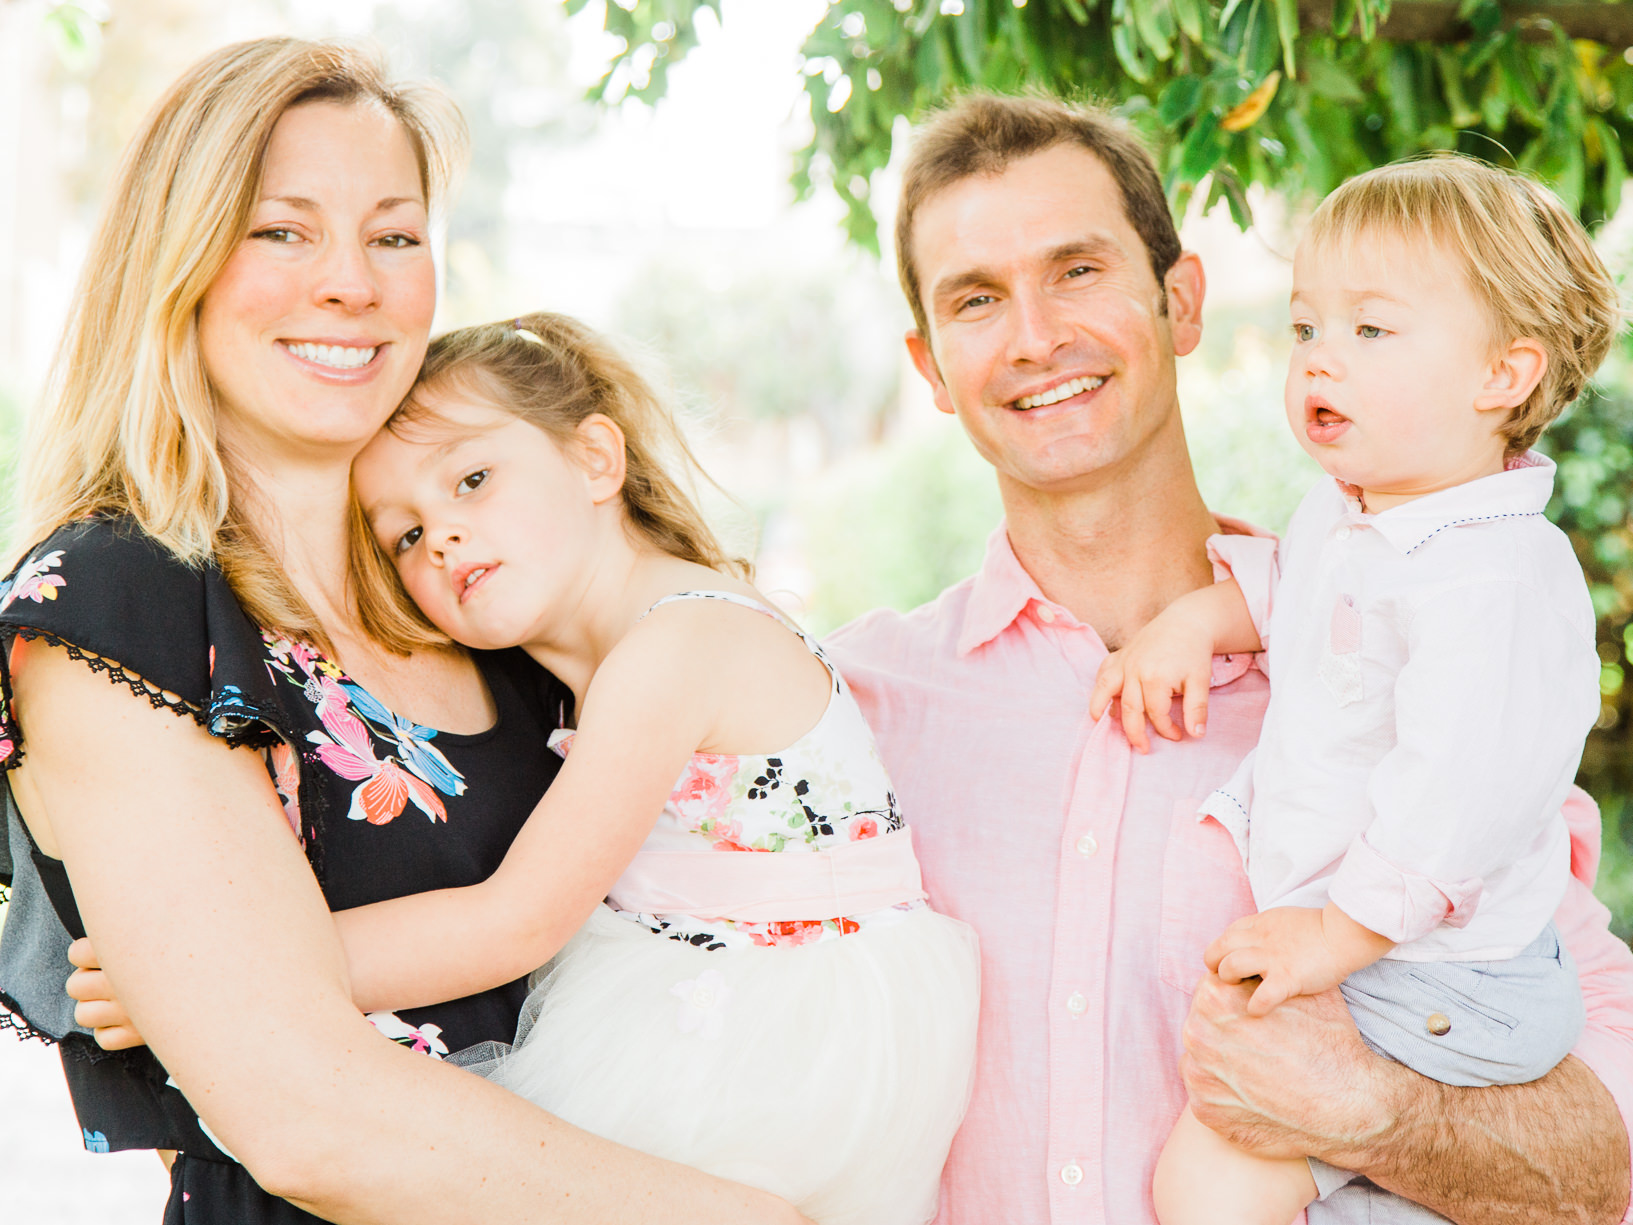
{"left": 331, "top": 608, "right": 735, "bottom": 1012}
{"left": 1088, "top": 577, "right": 1262, "bottom": 752}
{"left": 14, "top": 642, "right": 803, "bottom": 1225}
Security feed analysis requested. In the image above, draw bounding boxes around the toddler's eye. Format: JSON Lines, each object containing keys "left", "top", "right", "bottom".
{"left": 1358, "top": 325, "right": 1383, "bottom": 339}
{"left": 394, "top": 525, "right": 423, "bottom": 555}
{"left": 1293, "top": 323, "right": 1316, "bottom": 343}
{"left": 456, "top": 469, "right": 489, "bottom": 495}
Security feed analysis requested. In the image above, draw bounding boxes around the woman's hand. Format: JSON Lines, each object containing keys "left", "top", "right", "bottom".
{"left": 65, "top": 937, "right": 147, "bottom": 1050}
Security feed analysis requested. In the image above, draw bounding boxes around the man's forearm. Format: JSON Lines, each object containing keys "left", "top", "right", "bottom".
{"left": 1318, "top": 1053, "right": 1628, "bottom": 1225}
{"left": 1345, "top": 1055, "right": 1629, "bottom": 1225}
{"left": 1183, "top": 978, "right": 1630, "bottom": 1225}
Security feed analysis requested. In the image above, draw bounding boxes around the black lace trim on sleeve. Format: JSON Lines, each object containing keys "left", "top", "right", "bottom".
{"left": 0, "top": 986, "right": 59, "bottom": 1047}
{"left": 0, "top": 627, "right": 284, "bottom": 772}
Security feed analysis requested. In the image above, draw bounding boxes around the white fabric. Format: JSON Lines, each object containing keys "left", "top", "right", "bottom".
{"left": 1201, "top": 453, "right": 1601, "bottom": 959}
{"left": 482, "top": 904, "right": 979, "bottom": 1225}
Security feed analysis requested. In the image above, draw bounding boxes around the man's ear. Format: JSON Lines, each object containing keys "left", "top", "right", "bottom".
{"left": 1476, "top": 338, "right": 1548, "bottom": 414}
{"left": 906, "top": 329, "right": 956, "bottom": 416}
{"left": 573, "top": 413, "right": 628, "bottom": 503}
{"left": 1164, "top": 251, "right": 1206, "bottom": 358}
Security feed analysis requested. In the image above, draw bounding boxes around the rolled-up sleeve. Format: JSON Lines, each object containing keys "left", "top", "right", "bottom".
{"left": 1206, "top": 533, "right": 1280, "bottom": 647}
{"left": 1328, "top": 580, "right": 1600, "bottom": 944}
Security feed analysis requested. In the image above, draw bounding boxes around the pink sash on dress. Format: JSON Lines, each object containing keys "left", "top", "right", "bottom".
{"left": 606, "top": 827, "right": 927, "bottom": 923}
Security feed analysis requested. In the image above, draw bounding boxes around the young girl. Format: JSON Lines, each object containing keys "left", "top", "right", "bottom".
{"left": 334, "top": 312, "right": 980, "bottom": 1225}
{"left": 1090, "top": 156, "right": 1618, "bottom": 1225}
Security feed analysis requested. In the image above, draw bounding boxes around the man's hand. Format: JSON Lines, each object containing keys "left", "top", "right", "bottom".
{"left": 1182, "top": 972, "right": 1630, "bottom": 1224}
{"left": 1205, "top": 904, "right": 1395, "bottom": 1016}
{"left": 1181, "top": 972, "right": 1405, "bottom": 1161}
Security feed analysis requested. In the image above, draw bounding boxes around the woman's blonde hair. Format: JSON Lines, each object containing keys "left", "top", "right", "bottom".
{"left": 10, "top": 38, "right": 466, "bottom": 654}
{"left": 354, "top": 312, "right": 749, "bottom": 649}
{"left": 1306, "top": 154, "right": 1623, "bottom": 456}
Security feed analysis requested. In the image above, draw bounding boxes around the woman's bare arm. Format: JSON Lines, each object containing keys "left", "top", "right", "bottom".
{"left": 13, "top": 642, "right": 804, "bottom": 1225}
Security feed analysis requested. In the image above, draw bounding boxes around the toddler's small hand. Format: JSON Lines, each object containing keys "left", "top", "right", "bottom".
{"left": 1204, "top": 905, "right": 1393, "bottom": 1017}
{"left": 1204, "top": 907, "right": 1343, "bottom": 1017}
{"left": 1088, "top": 630, "right": 1213, "bottom": 754}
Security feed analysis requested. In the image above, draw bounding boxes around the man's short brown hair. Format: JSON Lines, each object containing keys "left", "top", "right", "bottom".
{"left": 896, "top": 91, "right": 1181, "bottom": 340}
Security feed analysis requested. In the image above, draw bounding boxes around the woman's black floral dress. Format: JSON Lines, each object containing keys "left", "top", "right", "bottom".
{"left": 0, "top": 516, "right": 567, "bottom": 1222}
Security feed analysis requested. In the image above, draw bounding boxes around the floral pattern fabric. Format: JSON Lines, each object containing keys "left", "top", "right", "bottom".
{"left": 550, "top": 590, "right": 916, "bottom": 951}
{"left": 0, "top": 516, "right": 566, "bottom": 1205}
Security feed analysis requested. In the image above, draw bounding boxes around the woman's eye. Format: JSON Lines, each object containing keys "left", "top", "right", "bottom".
{"left": 251, "top": 227, "right": 300, "bottom": 244}
{"left": 394, "top": 525, "right": 422, "bottom": 555}
{"left": 1293, "top": 323, "right": 1316, "bottom": 342}
{"left": 456, "top": 469, "right": 489, "bottom": 495}
{"left": 375, "top": 233, "right": 421, "bottom": 249}
{"left": 1358, "top": 324, "right": 1383, "bottom": 339}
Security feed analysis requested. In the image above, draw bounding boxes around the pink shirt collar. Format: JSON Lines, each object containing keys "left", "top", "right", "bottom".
{"left": 956, "top": 516, "right": 1273, "bottom": 659}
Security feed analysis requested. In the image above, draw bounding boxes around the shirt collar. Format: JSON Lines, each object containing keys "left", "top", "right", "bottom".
{"left": 957, "top": 526, "right": 1043, "bottom": 656}
{"left": 956, "top": 515, "right": 1275, "bottom": 658}
{"left": 1340, "top": 450, "right": 1556, "bottom": 555}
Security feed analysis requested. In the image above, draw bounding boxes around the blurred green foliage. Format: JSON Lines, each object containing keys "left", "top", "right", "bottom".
{"left": 586, "top": 0, "right": 1633, "bottom": 251}
{"left": 1544, "top": 367, "right": 1633, "bottom": 932}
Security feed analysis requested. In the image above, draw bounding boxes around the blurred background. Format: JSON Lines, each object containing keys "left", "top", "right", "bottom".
{"left": 1, "top": 0, "right": 1631, "bottom": 1216}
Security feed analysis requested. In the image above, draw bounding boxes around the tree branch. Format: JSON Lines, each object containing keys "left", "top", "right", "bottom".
{"left": 1298, "top": 1, "right": 1633, "bottom": 47}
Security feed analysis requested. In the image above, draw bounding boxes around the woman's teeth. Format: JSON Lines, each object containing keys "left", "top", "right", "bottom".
{"left": 287, "top": 342, "right": 377, "bottom": 369}
{"left": 464, "top": 567, "right": 487, "bottom": 589}
{"left": 1016, "top": 376, "right": 1104, "bottom": 410}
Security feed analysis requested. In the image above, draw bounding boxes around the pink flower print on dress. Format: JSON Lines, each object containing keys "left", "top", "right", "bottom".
{"left": 849, "top": 816, "right": 879, "bottom": 841}
{"left": 269, "top": 741, "right": 302, "bottom": 837}
{"left": 307, "top": 694, "right": 447, "bottom": 826}
{"left": 670, "top": 968, "right": 733, "bottom": 1039}
{"left": 1318, "top": 593, "right": 1364, "bottom": 707}
{"left": 671, "top": 754, "right": 739, "bottom": 835}
{"left": 365, "top": 1011, "right": 450, "bottom": 1059}
{"left": 0, "top": 550, "right": 66, "bottom": 613}
{"left": 0, "top": 739, "right": 13, "bottom": 764}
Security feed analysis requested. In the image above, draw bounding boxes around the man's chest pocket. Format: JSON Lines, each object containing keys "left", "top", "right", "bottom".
{"left": 1157, "top": 800, "right": 1256, "bottom": 994}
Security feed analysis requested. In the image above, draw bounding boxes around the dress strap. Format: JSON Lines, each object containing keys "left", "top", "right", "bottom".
{"left": 640, "top": 590, "right": 783, "bottom": 622}
{"left": 638, "top": 589, "right": 836, "bottom": 684}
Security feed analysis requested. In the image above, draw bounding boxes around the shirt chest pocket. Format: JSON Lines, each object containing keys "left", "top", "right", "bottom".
{"left": 1157, "top": 800, "right": 1256, "bottom": 994}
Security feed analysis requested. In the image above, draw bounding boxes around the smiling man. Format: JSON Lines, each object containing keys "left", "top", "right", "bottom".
{"left": 823, "top": 93, "right": 1633, "bottom": 1225}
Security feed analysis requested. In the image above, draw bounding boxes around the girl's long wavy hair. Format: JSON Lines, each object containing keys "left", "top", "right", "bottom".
{"left": 355, "top": 312, "right": 750, "bottom": 651}
{"left": 10, "top": 38, "right": 466, "bottom": 655}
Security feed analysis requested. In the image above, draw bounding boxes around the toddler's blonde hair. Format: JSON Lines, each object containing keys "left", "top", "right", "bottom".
{"left": 1306, "top": 154, "right": 1622, "bottom": 455}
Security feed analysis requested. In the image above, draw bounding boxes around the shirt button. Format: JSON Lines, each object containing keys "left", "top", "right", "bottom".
{"left": 1066, "top": 991, "right": 1087, "bottom": 1016}
{"left": 1426, "top": 1012, "right": 1452, "bottom": 1037}
{"left": 1335, "top": 525, "right": 1352, "bottom": 540}
{"left": 1060, "top": 1162, "right": 1084, "bottom": 1186}
{"left": 1036, "top": 604, "right": 1057, "bottom": 624}
{"left": 1075, "top": 833, "right": 1098, "bottom": 857}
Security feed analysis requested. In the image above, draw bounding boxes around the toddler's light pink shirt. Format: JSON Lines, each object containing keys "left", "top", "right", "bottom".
{"left": 1202, "top": 453, "right": 1601, "bottom": 959}
{"left": 824, "top": 521, "right": 1633, "bottom": 1225}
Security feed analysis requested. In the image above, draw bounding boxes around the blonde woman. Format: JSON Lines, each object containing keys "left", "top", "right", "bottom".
{"left": 0, "top": 38, "right": 805, "bottom": 1225}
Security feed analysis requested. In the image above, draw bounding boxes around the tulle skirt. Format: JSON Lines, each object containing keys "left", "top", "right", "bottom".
{"left": 460, "top": 904, "right": 980, "bottom": 1225}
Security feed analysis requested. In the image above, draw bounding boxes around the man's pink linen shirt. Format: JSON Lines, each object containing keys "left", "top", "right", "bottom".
{"left": 823, "top": 523, "right": 1633, "bottom": 1225}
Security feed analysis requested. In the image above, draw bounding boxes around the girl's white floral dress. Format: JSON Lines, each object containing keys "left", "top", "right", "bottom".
{"left": 463, "top": 592, "right": 980, "bottom": 1225}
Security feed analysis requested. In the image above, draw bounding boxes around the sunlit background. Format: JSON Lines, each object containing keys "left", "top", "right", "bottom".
{"left": 1, "top": 1, "right": 1629, "bottom": 1218}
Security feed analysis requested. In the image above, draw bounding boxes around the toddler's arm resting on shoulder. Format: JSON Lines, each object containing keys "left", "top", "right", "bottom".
{"left": 1089, "top": 577, "right": 1261, "bottom": 752}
